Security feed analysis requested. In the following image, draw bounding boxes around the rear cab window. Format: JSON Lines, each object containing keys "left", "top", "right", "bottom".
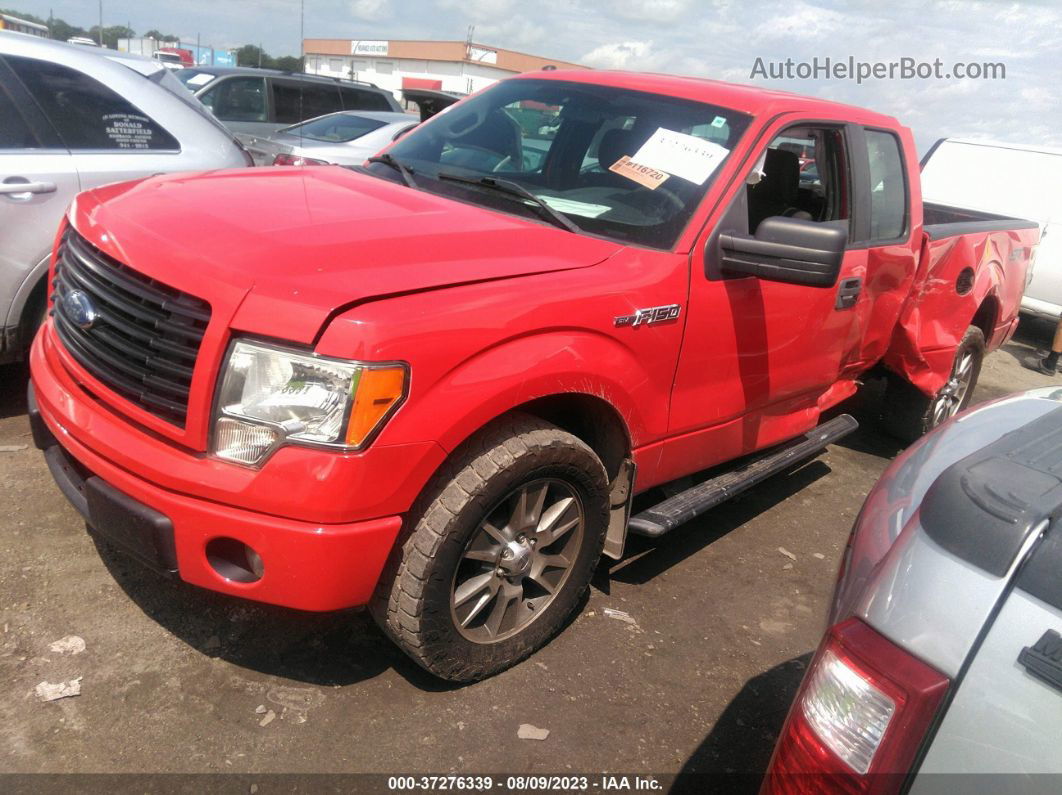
{"left": 864, "top": 129, "right": 908, "bottom": 242}
{"left": 6, "top": 55, "right": 179, "bottom": 151}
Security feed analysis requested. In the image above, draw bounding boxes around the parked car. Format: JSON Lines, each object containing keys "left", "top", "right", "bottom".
{"left": 151, "top": 50, "right": 184, "bottom": 70}
{"left": 921, "top": 137, "right": 1057, "bottom": 319}
{"left": 242, "top": 111, "right": 417, "bottom": 167}
{"left": 0, "top": 32, "right": 251, "bottom": 363}
{"left": 175, "top": 66, "right": 403, "bottom": 144}
{"left": 156, "top": 46, "right": 194, "bottom": 68}
{"left": 762, "top": 386, "right": 1062, "bottom": 791}
{"left": 28, "top": 70, "right": 1039, "bottom": 683}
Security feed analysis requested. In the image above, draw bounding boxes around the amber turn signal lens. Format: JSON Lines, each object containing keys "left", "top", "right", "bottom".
{"left": 345, "top": 366, "right": 407, "bottom": 447}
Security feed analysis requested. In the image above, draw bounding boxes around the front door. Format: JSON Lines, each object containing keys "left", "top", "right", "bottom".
{"left": 663, "top": 120, "right": 866, "bottom": 477}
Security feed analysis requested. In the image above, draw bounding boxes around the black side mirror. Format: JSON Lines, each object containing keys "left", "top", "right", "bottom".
{"left": 718, "top": 216, "right": 847, "bottom": 287}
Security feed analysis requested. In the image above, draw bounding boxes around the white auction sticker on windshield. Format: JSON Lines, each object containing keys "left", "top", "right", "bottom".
{"left": 185, "top": 73, "right": 215, "bottom": 87}
{"left": 630, "top": 128, "right": 729, "bottom": 185}
{"left": 539, "top": 195, "right": 612, "bottom": 218}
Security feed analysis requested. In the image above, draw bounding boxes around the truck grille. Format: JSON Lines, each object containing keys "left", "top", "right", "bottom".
{"left": 51, "top": 228, "right": 211, "bottom": 427}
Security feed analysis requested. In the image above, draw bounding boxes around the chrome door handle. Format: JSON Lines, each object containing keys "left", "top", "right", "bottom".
{"left": 0, "top": 180, "right": 58, "bottom": 195}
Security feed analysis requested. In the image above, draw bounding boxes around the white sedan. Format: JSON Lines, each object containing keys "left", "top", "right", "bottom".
{"left": 242, "top": 111, "right": 418, "bottom": 167}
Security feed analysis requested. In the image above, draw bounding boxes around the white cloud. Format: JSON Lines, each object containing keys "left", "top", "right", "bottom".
{"left": 437, "top": 0, "right": 520, "bottom": 18}
{"left": 608, "top": 0, "right": 696, "bottom": 24}
{"left": 581, "top": 40, "right": 665, "bottom": 71}
{"left": 350, "top": 0, "right": 388, "bottom": 21}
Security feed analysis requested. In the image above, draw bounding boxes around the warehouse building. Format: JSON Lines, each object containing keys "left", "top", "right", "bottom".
{"left": 302, "top": 39, "right": 586, "bottom": 99}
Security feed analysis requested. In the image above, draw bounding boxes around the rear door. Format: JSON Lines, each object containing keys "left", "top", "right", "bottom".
{"left": 4, "top": 54, "right": 187, "bottom": 197}
{"left": 837, "top": 125, "right": 922, "bottom": 374}
{"left": 0, "top": 57, "right": 79, "bottom": 336}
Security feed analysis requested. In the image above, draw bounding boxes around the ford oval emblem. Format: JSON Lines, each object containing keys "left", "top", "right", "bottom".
{"left": 63, "top": 289, "right": 98, "bottom": 330}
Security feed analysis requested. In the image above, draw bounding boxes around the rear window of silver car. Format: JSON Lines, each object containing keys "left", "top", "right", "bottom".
{"left": 282, "top": 113, "right": 388, "bottom": 143}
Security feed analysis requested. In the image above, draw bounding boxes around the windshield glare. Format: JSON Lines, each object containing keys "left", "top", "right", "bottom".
{"left": 285, "top": 114, "right": 387, "bottom": 143}
{"left": 381, "top": 78, "right": 750, "bottom": 249}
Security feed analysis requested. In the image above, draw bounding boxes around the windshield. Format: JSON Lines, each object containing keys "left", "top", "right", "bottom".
{"left": 284, "top": 113, "right": 388, "bottom": 143}
{"left": 374, "top": 78, "right": 751, "bottom": 249}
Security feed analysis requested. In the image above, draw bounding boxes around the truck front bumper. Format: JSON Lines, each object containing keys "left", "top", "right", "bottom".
{"left": 29, "top": 333, "right": 407, "bottom": 612}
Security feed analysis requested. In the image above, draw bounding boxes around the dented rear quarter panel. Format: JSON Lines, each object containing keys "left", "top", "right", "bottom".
{"left": 884, "top": 224, "right": 1039, "bottom": 395}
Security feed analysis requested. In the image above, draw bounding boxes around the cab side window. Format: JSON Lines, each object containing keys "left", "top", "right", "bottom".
{"left": 200, "top": 77, "right": 267, "bottom": 123}
{"left": 748, "top": 127, "right": 849, "bottom": 234}
{"left": 865, "top": 129, "right": 907, "bottom": 241}
{"left": 6, "top": 55, "right": 178, "bottom": 151}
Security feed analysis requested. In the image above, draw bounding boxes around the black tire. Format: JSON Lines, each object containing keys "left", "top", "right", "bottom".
{"left": 370, "top": 413, "right": 610, "bottom": 682}
{"left": 881, "top": 325, "right": 985, "bottom": 443}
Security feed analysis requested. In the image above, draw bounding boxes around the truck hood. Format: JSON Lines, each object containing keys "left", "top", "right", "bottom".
{"left": 71, "top": 167, "right": 622, "bottom": 343}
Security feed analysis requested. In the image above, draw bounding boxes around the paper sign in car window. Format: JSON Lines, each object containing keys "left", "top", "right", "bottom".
{"left": 186, "top": 73, "right": 215, "bottom": 87}
{"left": 103, "top": 114, "right": 154, "bottom": 150}
{"left": 539, "top": 195, "right": 612, "bottom": 218}
{"left": 608, "top": 155, "right": 669, "bottom": 190}
{"left": 630, "top": 128, "right": 730, "bottom": 185}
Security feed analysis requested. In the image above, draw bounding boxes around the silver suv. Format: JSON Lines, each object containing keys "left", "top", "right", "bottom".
{"left": 0, "top": 32, "right": 250, "bottom": 363}
{"left": 762, "top": 387, "right": 1062, "bottom": 791}
{"left": 174, "top": 66, "right": 404, "bottom": 144}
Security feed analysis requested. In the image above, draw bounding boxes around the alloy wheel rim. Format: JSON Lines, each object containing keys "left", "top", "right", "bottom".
{"left": 450, "top": 478, "right": 584, "bottom": 643}
{"left": 930, "top": 348, "right": 976, "bottom": 427}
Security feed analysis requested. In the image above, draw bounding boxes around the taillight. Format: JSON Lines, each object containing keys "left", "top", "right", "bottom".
{"left": 762, "top": 618, "right": 949, "bottom": 794}
{"left": 273, "top": 153, "right": 329, "bottom": 166}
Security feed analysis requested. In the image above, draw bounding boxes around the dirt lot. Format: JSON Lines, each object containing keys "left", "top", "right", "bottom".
{"left": 0, "top": 319, "right": 1056, "bottom": 791}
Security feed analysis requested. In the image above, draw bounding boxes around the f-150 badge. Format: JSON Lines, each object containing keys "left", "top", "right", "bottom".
{"left": 614, "top": 304, "right": 681, "bottom": 327}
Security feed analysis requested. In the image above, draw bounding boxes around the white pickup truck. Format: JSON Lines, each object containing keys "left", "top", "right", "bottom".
{"left": 921, "top": 138, "right": 1059, "bottom": 320}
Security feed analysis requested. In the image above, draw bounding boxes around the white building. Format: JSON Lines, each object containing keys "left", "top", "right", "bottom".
{"left": 303, "top": 38, "right": 586, "bottom": 100}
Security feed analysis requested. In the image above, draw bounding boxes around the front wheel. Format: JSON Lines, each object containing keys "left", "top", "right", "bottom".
{"left": 881, "top": 325, "right": 985, "bottom": 443}
{"left": 370, "top": 413, "right": 610, "bottom": 682}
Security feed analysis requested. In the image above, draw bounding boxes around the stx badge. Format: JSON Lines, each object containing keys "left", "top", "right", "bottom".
{"left": 614, "top": 304, "right": 681, "bottom": 328}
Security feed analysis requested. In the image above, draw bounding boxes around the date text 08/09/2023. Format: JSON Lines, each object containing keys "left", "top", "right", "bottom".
{"left": 386, "top": 775, "right": 664, "bottom": 791}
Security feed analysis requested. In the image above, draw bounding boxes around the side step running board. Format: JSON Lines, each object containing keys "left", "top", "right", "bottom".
{"left": 627, "top": 414, "right": 858, "bottom": 538}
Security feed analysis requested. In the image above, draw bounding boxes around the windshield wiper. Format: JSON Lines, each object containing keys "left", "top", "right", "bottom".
{"left": 367, "top": 154, "right": 417, "bottom": 189}
{"left": 435, "top": 172, "right": 581, "bottom": 234}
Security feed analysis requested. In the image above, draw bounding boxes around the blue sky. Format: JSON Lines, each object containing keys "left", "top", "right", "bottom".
{"left": 20, "top": 0, "right": 1061, "bottom": 153}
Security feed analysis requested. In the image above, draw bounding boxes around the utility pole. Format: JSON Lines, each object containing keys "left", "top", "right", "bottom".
{"left": 196, "top": 32, "right": 200, "bottom": 65}
{"left": 97, "top": 0, "right": 103, "bottom": 46}
{"left": 258, "top": 42, "right": 262, "bottom": 68}
{"left": 300, "top": 0, "right": 304, "bottom": 72}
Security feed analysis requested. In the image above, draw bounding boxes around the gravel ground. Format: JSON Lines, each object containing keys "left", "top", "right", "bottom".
{"left": 0, "top": 317, "right": 1055, "bottom": 792}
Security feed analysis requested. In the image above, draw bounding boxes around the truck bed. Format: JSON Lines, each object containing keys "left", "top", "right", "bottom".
{"left": 923, "top": 201, "right": 1039, "bottom": 240}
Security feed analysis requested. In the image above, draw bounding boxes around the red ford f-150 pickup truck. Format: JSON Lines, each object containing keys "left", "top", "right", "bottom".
{"left": 28, "top": 70, "right": 1039, "bottom": 681}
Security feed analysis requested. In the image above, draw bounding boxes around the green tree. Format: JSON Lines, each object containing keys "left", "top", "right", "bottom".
{"left": 0, "top": 7, "right": 46, "bottom": 24}
{"left": 235, "top": 43, "right": 269, "bottom": 67}
{"left": 45, "top": 18, "right": 88, "bottom": 42}
{"left": 273, "top": 55, "right": 303, "bottom": 72}
{"left": 143, "top": 28, "right": 180, "bottom": 43}
{"left": 87, "top": 24, "right": 135, "bottom": 49}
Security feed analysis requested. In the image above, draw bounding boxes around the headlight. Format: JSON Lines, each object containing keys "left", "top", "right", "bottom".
{"left": 213, "top": 340, "right": 407, "bottom": 466}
